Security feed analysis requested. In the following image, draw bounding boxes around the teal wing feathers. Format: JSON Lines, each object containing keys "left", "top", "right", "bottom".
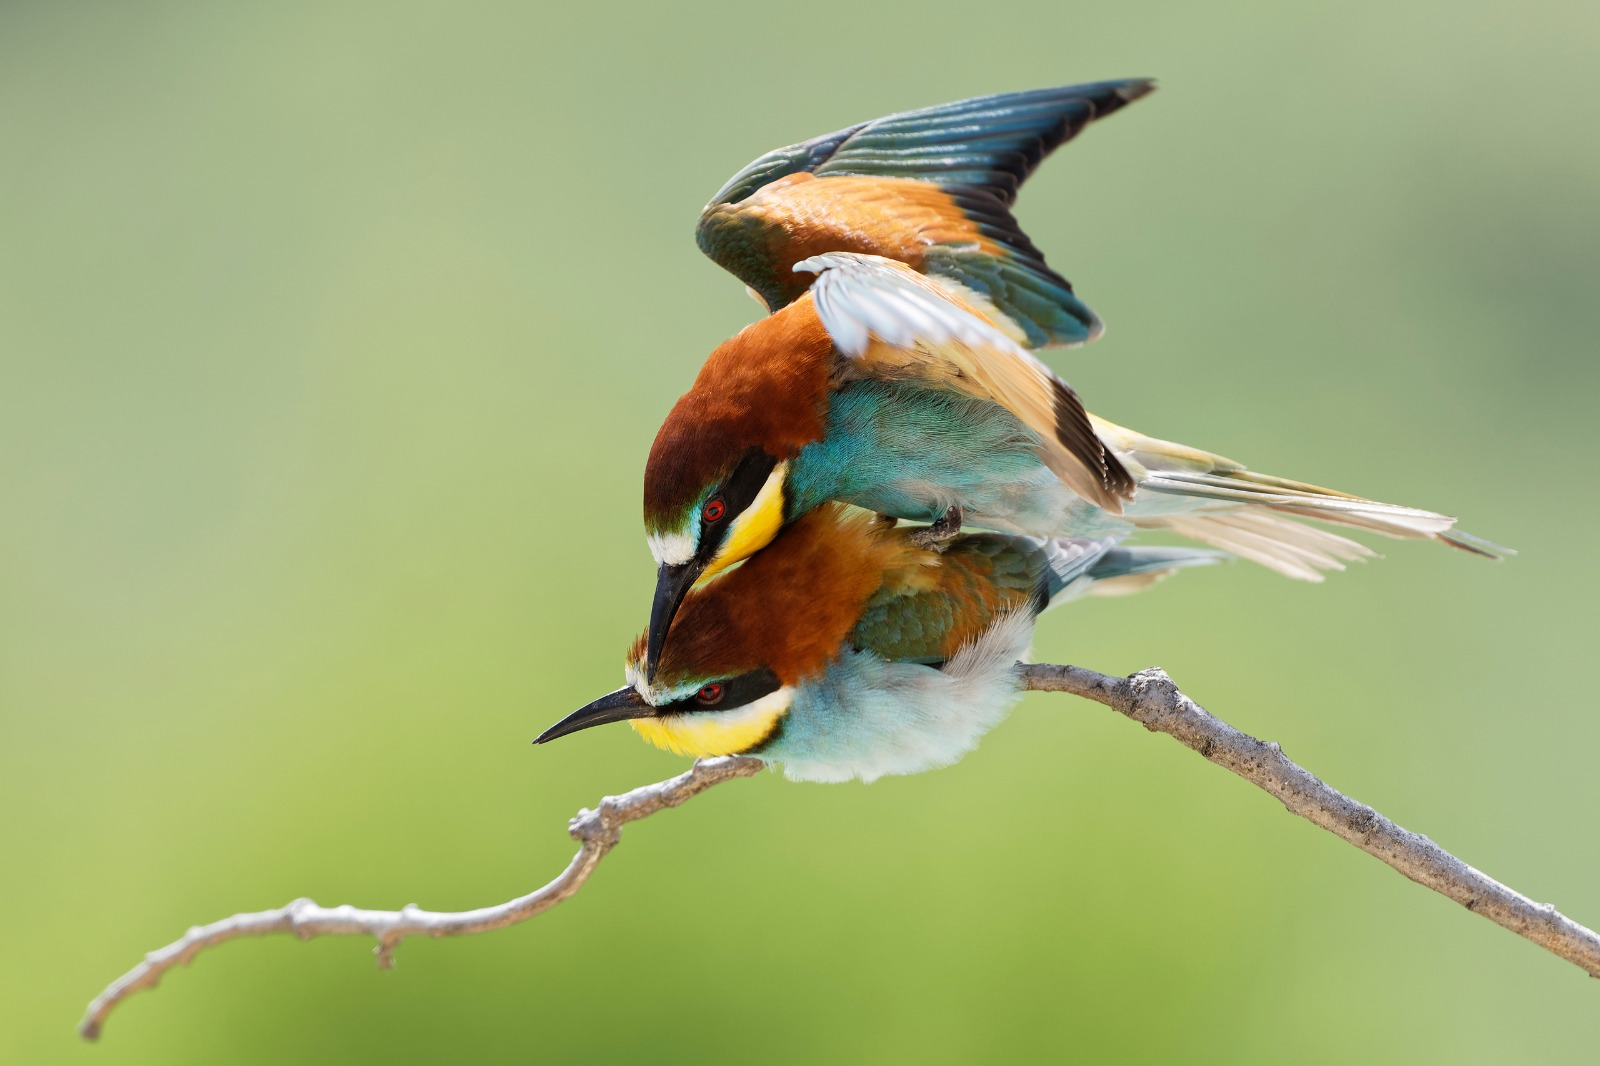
{"left": 850, "top": 535, "right": 1050, "bottom": 664}
{"left": 697, "top": 80, "right": 1155, "bottom": 346}
{"left": 851, "top": 536, "right": 1227, "bottom": 663}
{"left": 706, "top": 80, "right": 1153, "bottom": 207}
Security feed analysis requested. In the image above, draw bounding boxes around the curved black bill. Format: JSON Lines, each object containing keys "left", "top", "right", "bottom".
{"left": 645, "top": 561, "right": 700, "bottom": 682}
{"left": 535, "top": 686, "right": 654, "bottom": 745}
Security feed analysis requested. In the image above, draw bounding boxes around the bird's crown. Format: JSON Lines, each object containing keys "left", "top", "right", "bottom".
{"left": 642, "top": 299, "right": 836, "bottom": 543}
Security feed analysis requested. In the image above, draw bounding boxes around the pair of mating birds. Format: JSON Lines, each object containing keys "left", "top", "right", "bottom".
{"left": 536, "top": 79, "right": 1502, "bottom": 782}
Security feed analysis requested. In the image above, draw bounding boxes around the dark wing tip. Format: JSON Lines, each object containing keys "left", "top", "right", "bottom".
{"left": 1050, "top": 377, "right": 1135, "bottom": 508}
{"left": 1100, "top": 447, "right": 1136, "bottom": 501}
{"left": 1111, "top": 77, "right": 1158, "bottom": 105}
{"left": 1032, "top": 577, "right": 1053, "bottom": 615}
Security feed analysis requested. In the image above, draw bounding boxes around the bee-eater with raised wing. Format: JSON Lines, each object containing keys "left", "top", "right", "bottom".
{"left": 645, "top": 82, "right": 1158, "bottom": 676}
{"left": 696, "top": 80, "right": 1153, "bottom": 345}
{"left": 641, "top": 86, "right": 1504, "bottom": 679}
{"left": 541, "top": 505, "right": 1222, "bottom": 783}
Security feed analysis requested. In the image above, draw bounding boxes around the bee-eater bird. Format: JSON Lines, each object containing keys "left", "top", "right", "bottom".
{"left": 643, "top": 84, "right": 1504, "bottom": 678}
{"left": 540, "top": 506, "right": 1223, "bottom": 783}
{"left": 644, "top": 82, "right": 1157, "bottom": 676}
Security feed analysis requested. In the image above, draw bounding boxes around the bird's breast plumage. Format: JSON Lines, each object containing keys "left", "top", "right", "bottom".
{"left": 758, "top": 611, "right": 1035, "bottom": 783}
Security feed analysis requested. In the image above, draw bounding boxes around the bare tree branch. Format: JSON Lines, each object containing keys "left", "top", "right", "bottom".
{"left": 78, "top": 755, "right": 764, "bottom": 1040}
{"left": 1020, "top": 664, "right": 1600, "bottom": 979}
{"left": 81, "top": 664, "right": 1600, "bottom": 1041}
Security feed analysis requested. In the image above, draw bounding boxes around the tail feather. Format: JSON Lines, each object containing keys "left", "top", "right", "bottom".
{"left": 1081, "top": 545, "right": 1229, "bottom": 598}
{"left": 1156, "top": 511, "right": 1375, "bottom": 582}
{"left": 1437, "top": 528, "right": 1516, "bottom": 559}
{"left": 1037, "top": 537, "right": 1116, "bottom": 601}
{"left": 1139, "top": 468, "right": 1511, "bottom": 566}
{"left": 1146, "top": 469, "right": 1453, "bottom": 534}
{"left": 1038, "top": 538, "right": 1226, "bottom": 605}
{"left": 1092, "top": 415, "right": 1510, "bottom": 571}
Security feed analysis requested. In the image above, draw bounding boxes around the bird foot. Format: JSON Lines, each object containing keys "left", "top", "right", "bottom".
{"left": 909, "top": 506, "right": 964, "bottom": 551}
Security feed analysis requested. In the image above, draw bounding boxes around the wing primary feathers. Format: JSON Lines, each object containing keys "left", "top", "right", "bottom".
{"left": 815, "top": 80, "right": 1157, "bottom": 205}
{"left": 707, "top": 123, "right": 870, "bottom": 207}
{"left": 710, "top": 81, "right": 1154, "bottom": 208}
{"left": 697, "top": 81, "right": 1156, "bottom": 344}
{"left": 1051, "top": 377, "right": 1135, "bottom": 500}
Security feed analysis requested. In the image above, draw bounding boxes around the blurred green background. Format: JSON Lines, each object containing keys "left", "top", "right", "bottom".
{"left": 3, "top": 1, "right": 1597, "bottom": 1062}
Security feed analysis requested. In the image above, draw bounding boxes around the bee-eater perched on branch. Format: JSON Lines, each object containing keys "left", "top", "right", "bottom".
{"left": 541, "top": 505, "right": 1222, "bottom": 783}
{"left": 644, "top": 80, "right": 1162, "bottom": 678}
{"left": 641, "top": 86, "right": 1506, "bottom": 679}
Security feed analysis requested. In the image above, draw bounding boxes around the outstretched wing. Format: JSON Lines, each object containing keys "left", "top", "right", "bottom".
{"left": 697, "top": 80, "right": 1154, "bottom": 348}
{"left": 800, "top": 252, "right": 1135, "bottom": 512}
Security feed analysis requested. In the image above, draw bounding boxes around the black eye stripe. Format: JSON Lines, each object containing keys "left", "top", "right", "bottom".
{"left": 718, "top": 449, "right": 779, "bottom": 518}
{"left": 695, "top": 448, "right": 780, "bottom": 559}
{"left": 666, "top": 667, "right": 782, "bottom": 714}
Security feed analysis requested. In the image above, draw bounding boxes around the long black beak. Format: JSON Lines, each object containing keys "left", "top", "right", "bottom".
{"left": 535, "top": 687, "right": 655, "bottom": 744}
{"left": 646, "top": 561, "right": 701, "bottom": 682}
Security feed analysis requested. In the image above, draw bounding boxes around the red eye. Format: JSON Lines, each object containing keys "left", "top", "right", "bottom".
{"left": 694, "top": 683, "right": 725, "bottom": 707}
{"left": 702, "top": 498, "right": 726, "bottom": 523}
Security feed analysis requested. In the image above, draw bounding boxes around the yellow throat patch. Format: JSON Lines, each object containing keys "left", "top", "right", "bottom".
{"left": 630, "top": 689, "right": 791, "bottom": 758}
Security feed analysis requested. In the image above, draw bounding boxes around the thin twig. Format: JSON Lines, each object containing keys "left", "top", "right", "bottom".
{"left": 1020, "top": 664, "right": 1600, "bottom": 978}
{"left": 78, "top": 755, "right": 764, "bottom": 1040}
{"left": 81, "top": 666, "right": 1600, "bottom": 1041}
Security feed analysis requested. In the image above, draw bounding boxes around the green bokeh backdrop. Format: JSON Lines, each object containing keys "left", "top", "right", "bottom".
{"left": 4, "top": 2, "right": 1598, "bottom": 1062}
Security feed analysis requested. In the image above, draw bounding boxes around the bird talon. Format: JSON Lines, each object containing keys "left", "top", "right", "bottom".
{"left": 910, "top": 506, "right": 963, "bottom": 551}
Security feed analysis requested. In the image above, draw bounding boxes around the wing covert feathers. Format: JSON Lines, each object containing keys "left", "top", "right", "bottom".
{"left": 800, "top": 252, "right": 1134, "bottom": 511}
{"left": 698, "top": 81, "right": 1155, "bottom": 346}
{"left": 855, "top": 526, "right": 1059, "bottom": 664}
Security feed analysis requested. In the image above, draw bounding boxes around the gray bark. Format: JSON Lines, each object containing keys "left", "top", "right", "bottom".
{"left": 79, "top": 665, "right": 1599, "bottom": 1041}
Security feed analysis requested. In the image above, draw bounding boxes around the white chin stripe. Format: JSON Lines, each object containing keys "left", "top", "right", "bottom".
{"left": 647, "top": 529, "right": 695, "bottom": 567}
